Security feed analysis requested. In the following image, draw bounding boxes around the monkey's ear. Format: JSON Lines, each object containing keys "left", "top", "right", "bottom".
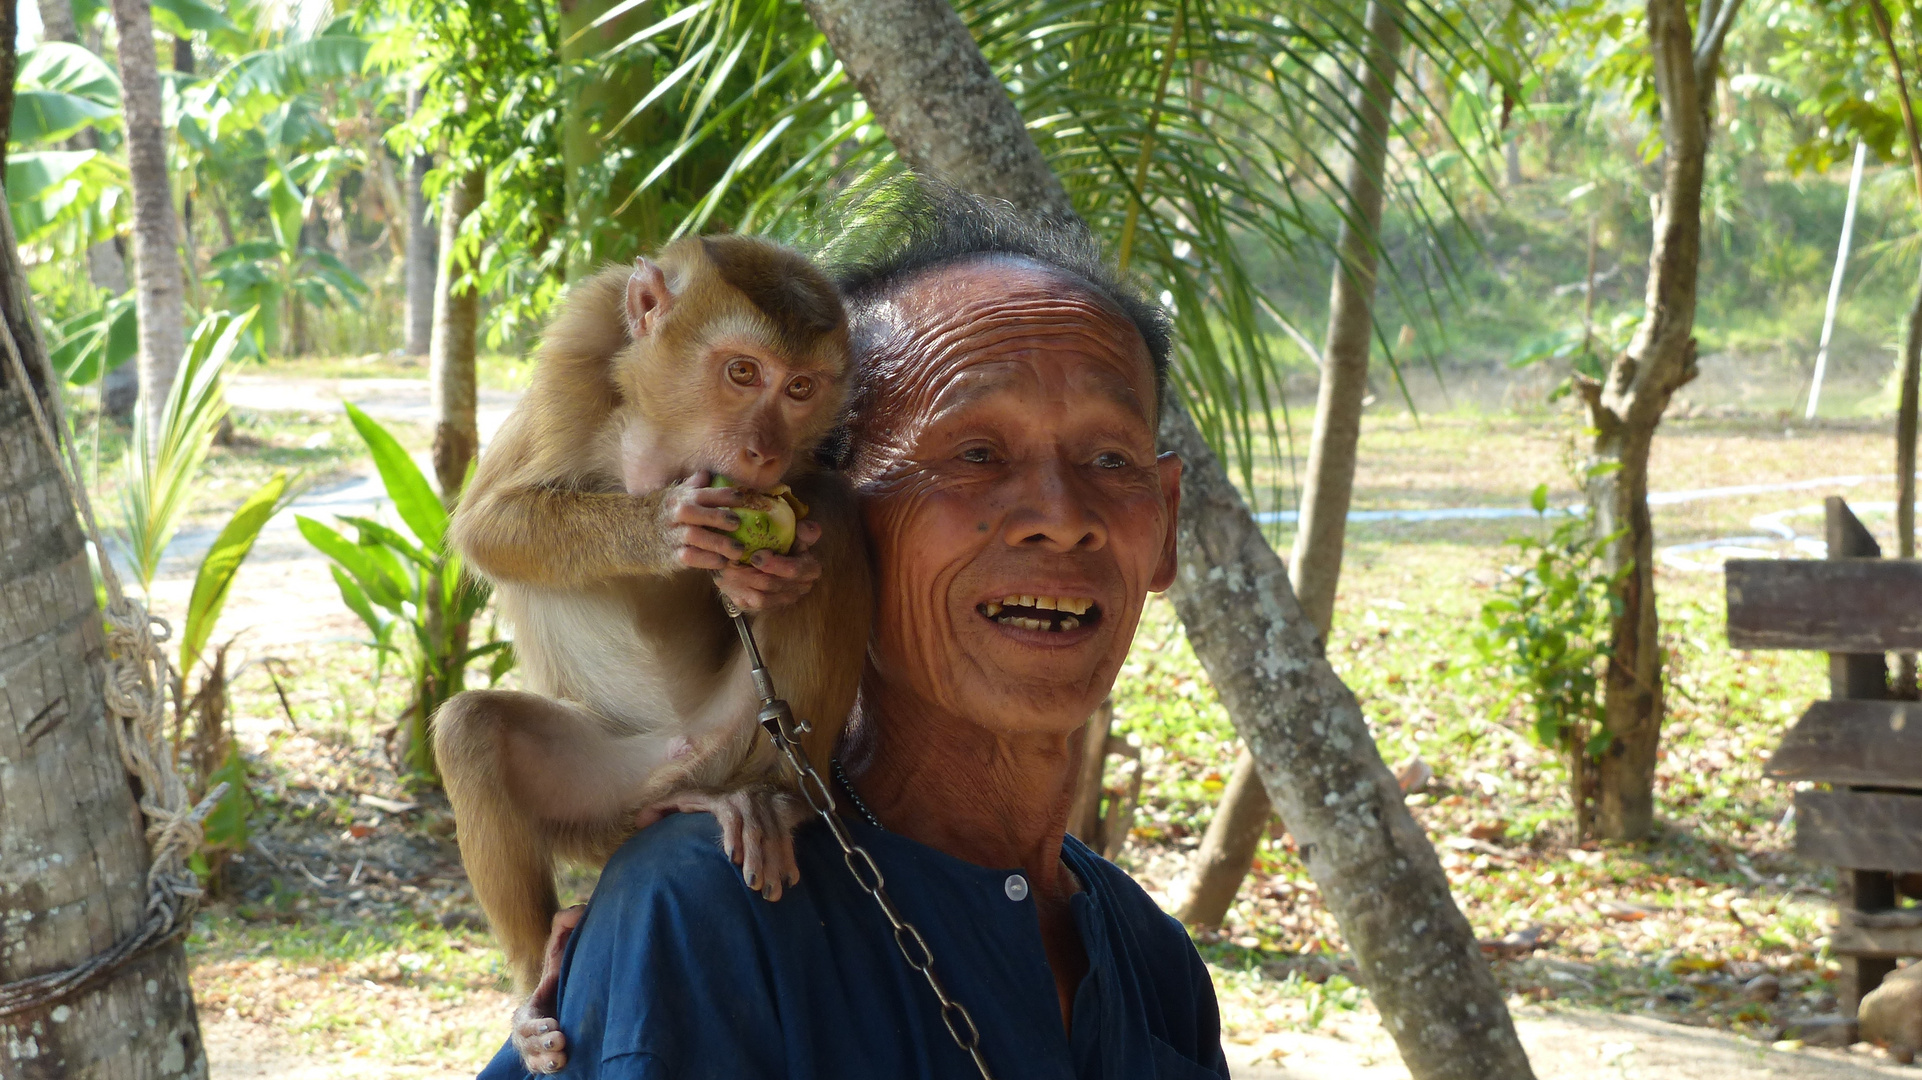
{"left": 626, "top": 259, "right": 673, "bottom": 339}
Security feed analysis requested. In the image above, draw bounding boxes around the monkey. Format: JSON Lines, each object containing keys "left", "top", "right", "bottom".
{"left": 433, "top": 234, "right": 871, "bottom": 999}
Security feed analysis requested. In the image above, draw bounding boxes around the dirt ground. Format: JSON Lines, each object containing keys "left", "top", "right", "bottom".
{"left": 166, "top": 373, "right": 1914, "bottom": 1079}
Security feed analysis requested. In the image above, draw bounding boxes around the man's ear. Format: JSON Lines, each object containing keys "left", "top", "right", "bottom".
{"left": 1149, "top": 451, "right": 1183, "bottom": 593}
{"left": 625, "top": 258, "right": 673, "bottom": 340}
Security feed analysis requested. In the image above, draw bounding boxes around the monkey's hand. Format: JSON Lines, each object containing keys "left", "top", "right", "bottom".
{"left": 636, "top": 786, "right": 809, "bottom": 901}
{"left": 512, "top": 904, "right": 584, "bottom": 1075}
{"left": 662, "top": 472, "right": 824, "bottom": 610}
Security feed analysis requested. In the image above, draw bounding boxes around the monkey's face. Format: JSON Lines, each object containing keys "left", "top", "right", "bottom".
{"left": 616, "top": 243, "right": 850, "bottom": 493}
{"left": 616, "top": 336, "right": 847, "bottom": 493}
{"left": 850, "top": 258, "right": 1181, "bottom": 736}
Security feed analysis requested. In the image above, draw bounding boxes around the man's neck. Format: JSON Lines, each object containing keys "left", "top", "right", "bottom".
{"left": 841, "top": 688, "right": 1081, "bottom": 899}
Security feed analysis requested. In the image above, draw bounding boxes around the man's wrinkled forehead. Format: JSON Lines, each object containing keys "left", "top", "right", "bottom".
{"left": 852, "top": 255, "right": 1156, "bottom": 426}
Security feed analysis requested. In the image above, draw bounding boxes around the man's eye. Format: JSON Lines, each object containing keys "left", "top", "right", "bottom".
{"left": 1095, "top": 452, "right": 1130, "bottom": 469}
{"left": 959, "top": 447, "right": 994, "bottom": 464}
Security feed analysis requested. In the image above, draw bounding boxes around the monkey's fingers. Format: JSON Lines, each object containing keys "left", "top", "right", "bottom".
{"left": 673, "top": 503, "right": 745, "bottom": 532}
{"left": 689, "top": 484, "right": 749, "bottom": 508}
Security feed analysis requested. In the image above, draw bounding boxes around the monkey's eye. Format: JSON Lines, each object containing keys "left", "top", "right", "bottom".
{"left": 786, "top": 375, "right": 815, "bottom": 400}
{"left": 726, "top": 358, "right": 760, "bottom": 387}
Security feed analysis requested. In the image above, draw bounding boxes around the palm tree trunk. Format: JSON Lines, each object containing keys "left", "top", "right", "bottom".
{"left": 803, "top": 3, "right": 1535, "bottom": 1075}
{"left": 108, "top": 0, "right": 185, "bottom": 437}
{"left": 0, "top": 147, "right": 208, "bottom": 1080}
{"left": 1582, "top": 0, "right": 1740, "bottom": 838}
{"left": 429, "top": 168, "right": 483, "bottom": 500}
{"left": 1179, "top": 0, "right": 1401, "bottom": 929}
{"left": 404, "top": 87, "right": 438, "bottom": 356}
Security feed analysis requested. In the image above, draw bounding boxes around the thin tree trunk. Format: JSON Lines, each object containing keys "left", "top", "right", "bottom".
{"left": 429, "top": 168, "right": 482, "bottom": 500}
{"left": 1179, "top": 0, "right": 1402, "bottom": 929}
{"left": 1582, "top": 0, "right": 1740, "bottom": 839}
{"left": 0, "top": 119, "right": 208, "bottom": 1080}
{"left": 108, "top": 0, "right": 185, "bottom": 437}
{"left": 404, "top": 88, "right": 437, "bottom": 355}
{"left": 1868, "top": 0, "right": 1922, "bottom": 695}
{"left": 803, "top": 3, "right": 1535, "bottom": 1075}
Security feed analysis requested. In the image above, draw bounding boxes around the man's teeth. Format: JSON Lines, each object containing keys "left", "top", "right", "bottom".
{"left": 979, "top": 595, "right": 1097, "bottom": 632}
{"left": 990, "top": 595, "right": 1094, "bottom": 615}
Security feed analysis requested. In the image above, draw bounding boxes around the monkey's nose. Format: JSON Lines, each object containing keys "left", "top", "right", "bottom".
{"left": 735, "top": 449, "right": 787, "bottom": 488}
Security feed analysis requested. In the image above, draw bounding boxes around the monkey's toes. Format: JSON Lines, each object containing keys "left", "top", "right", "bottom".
{"left": 515, "top": 1019, "right": 568, "bottom": 1074}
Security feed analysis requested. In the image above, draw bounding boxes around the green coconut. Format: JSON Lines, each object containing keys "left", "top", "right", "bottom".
{"left": 711, "top": 476, "right": 803, "bottom": 562}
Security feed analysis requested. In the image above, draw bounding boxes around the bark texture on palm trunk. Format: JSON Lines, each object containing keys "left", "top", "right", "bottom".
{"left": 1582, "top": 0, "right": 1738, "bottom": 839}
{"left": 1179, "top": 0, "right": 1402, "bottom": 928}
{"left": 0, "top": 198, "right": 207, "bottom": 1079}
{"left": 429, "top": 168, "right": 483, "bottom": 501}
{"left": 109, "top": 0, "right": 186, "bottom": 438}
{"left": 806, "top": 3, "right": 1532, "bottom": 1074}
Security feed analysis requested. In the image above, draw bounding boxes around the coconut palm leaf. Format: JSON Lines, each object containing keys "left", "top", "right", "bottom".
{"left": 584, "top": 0, "right": 1518, "bottom": 505}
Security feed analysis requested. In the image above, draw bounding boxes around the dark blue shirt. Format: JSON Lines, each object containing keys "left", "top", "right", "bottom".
{"left": 477, "top": 812, "right": 1228, "bottom": 1079}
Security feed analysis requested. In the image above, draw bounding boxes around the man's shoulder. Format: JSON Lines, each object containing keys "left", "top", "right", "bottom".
{"left": 594, "top": 813, "right": 760, "bottom": 912}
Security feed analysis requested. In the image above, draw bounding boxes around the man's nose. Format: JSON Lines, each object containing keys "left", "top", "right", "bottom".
{"left": 1003, "top": 458, "right": 1106, "bottom": 552}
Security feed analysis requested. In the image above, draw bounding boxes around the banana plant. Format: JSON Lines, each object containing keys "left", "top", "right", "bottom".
{"left": 206, "top": 158, "right": 367, "bottom": 357}
{"left": 297, "top": 403, "right": 512, "bottom": 782}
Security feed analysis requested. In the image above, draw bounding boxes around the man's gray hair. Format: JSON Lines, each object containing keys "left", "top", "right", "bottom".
{"left": 820, "top": 179, "right": 1173, "bottom": 423}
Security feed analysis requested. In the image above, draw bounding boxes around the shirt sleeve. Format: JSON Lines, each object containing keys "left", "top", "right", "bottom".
{"left": 543, "top": 815, "right": 797, "bottom": 1079}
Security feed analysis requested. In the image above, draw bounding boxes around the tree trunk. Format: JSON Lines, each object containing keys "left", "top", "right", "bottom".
{"left": 561, "top": 0, "right": 662, "bottom": 269}
{"left": 108, "top": 0, "right": 185, "bottom": 438}
{"left": 1868, "top": 0, "right": 1922, "bottom": 694}
{"left": 799, "top": 0, "right": 1079, "bottom": 223}
{"left": 804, "top": 3, "right": 1534, "bottom": 1075}
{"left": 404, "top": 88, "right": 437, "bottom": 356}
{"left": 1179, "top": 0, "right": 1402, "bottom": 929}
{"left": 429, "top": 167, "right": 483, "bottom": 501}
{"left": 0, "top": 157, "right": 208, "bottom": 1080}
{"left": 1582, "top": 0, "right": 1738, "bottom": 839}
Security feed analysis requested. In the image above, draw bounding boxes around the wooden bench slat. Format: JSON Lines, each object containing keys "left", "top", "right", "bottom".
{"left": 1833, "top": 922, "right": 1922, "bottom": 959}
{"left": 1766, "top": 701, "right": 1922, "bottom": 786}
{"left": 1795, "top": 789, "right": 1922, "bottom": 873}
{"left": 1727, "top": 559, "right": 1922, "bottom": 651}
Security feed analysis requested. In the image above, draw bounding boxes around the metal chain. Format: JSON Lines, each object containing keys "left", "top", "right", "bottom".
{"left": 721, "top": 598, "right": 995, "bottom": 1080}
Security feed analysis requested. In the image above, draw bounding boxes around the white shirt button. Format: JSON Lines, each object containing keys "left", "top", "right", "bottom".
{"left": 1004, "top": 874, "right": 1029, "bottom": 901}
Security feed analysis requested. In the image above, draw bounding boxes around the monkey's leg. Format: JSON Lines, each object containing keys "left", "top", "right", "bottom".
{"left": 436, "top": 690, "right": 671, "bottom": 990}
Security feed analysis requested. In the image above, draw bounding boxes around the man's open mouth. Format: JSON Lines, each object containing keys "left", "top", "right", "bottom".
{"left": 977, "top": 595, "right": 1102, "bottom": 633}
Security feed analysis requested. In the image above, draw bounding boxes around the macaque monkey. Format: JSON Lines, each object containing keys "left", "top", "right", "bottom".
{"left": 434, "top": 235, "right": 870, "bottom": 1000}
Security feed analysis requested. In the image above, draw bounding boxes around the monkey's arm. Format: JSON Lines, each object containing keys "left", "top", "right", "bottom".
{"left": 453, "top": 479, "right": 750, "bottom": 589}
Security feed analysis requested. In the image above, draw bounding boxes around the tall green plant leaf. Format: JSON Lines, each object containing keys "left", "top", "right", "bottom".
{"left": 341, "top": 402, "right": 448, "bottom": 550}
{"left": 117, "top": 309, "right": 257, "bottom": 591}
{"left": 181, "top": 471, "right": 297, "bottom": 676}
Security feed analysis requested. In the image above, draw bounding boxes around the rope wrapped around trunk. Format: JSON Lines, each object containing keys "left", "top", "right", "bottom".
{"left": 0, "top": 250, "right": 226, "bottom": 1018}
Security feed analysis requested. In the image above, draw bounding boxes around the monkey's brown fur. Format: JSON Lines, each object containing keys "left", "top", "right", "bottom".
{"left": 434, "top": 236, "right": 869, "bottom": 991}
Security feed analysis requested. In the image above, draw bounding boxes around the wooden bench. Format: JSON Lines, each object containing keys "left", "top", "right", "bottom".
{"left": 1727, "top": 496, "right": 1919, "bottom": 1015}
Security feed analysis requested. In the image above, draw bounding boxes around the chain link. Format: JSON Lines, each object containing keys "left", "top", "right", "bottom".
{"left": 722, "top": 601, "right": 995, "bottom": 1080}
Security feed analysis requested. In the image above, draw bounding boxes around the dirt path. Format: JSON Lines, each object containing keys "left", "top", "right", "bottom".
{"left": 1227, "top": 1008, "right": 1908, "bottom": 1079}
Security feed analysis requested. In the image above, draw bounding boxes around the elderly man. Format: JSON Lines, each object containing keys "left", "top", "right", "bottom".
{"left": 479, "top": 190, "right": 1225, "bottom": 1079}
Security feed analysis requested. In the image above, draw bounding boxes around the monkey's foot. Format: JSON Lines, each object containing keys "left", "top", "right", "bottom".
{"left": 513, "top": 905, "right": 584, "bottom": 1074}
{"left": 640, "top": 787, "right": 806, "bottom": 900}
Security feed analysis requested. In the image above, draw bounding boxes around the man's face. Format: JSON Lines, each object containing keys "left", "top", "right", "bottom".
{"left": 850, "top": 257, "right": 1182, "bottom": 736}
